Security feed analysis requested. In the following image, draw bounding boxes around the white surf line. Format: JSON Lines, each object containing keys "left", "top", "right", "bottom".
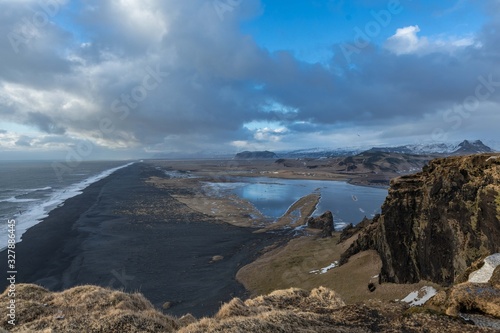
{"left": 14, "top": 162, "right": 135, "bottom": 244}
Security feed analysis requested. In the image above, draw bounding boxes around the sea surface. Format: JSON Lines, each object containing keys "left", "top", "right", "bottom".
{"left": 0, "top": 160, "right": 133, "bottom": 247}
{"left": 204, "top": 177, "right": 388, "bottom": 230}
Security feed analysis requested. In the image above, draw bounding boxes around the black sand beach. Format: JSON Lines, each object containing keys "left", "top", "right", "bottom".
{"left": 1, "top": 163, "right": 281, "bottom": 317}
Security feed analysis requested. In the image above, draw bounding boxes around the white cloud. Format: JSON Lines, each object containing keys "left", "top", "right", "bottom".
{"left": 230, "top": 140, "right": 251, "bottom": 149}
{"left": 385, "top": 26, "right": 428, "bottom": 55}
{"left": 254, "top": 127, "right": 288, "bottom": 142}
{"left": 385, "top": 25, "right": 480, "bottom": 56}
{"left": 104, "top": 0, "right": 169, "bottom": 44}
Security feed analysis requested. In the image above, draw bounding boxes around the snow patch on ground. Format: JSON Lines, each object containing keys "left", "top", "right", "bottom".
{"left": 468, "top": 253, "right": 500, "bottom": 283}
{"left": 401, "top": 286, "right": 437, "bottom": 306}
{"left": 309, "top": 261, "right": 339, "bottom": 275}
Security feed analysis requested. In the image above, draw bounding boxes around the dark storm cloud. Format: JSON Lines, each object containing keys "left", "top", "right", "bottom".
{"left": 0, "top": 1, "right": 74, "bottom": 88}
{"left": 15, "top": 135, "right": 32, "bottom": 147}
{"left": 0, "top": 0, "right": 498, "bottom": 154}
{"left": 27, "top": 112, "right": 66, "bottom": 135}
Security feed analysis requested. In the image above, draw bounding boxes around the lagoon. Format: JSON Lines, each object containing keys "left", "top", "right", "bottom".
{"left": 206, "top": 177, "right": 388, "bottom": 230}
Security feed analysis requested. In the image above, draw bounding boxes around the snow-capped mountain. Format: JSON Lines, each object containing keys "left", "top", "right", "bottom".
{"left": 277, "top": 140, "right": 494, "bottom": 159}
{"left": 451, "top": 140, "right": 495, "bottom": 155}
{"left": 277, "top": 147, "right": 364, "bottom": 159}
{"left": 366, "top": 140, "right": 493, "bottom": 156}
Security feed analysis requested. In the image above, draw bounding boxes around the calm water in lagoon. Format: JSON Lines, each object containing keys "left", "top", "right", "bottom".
{"left": 206, "top": 177, "right": 388, "bottom": 230}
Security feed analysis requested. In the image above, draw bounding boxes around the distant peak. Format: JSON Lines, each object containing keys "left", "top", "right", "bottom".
{"left": 234, "top": 150, "right": 278, "bottom": 159}
{"left": 453, "top": 140, "right": 492, "bottom": 155}
{"left": 459, "top": 139, "right": 484, "bottom": 145}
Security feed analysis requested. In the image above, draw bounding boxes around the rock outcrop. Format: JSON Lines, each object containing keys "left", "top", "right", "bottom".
{"left": 428, "top": 255, "right": 500, "bottom": 329}
{"left": 341, "top": 153, "right": 500, "bottom": 285}
{"left": 307, "top": 211, "right": 333, "bottom": 237}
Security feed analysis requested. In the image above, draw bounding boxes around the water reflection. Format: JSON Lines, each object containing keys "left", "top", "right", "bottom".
{"left": 207, "top": 177, "right": 388, "bottom": 230}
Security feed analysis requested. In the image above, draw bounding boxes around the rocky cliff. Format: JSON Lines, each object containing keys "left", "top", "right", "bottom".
{"left": 341, "top": 153, "right": 500, "bottom": 285}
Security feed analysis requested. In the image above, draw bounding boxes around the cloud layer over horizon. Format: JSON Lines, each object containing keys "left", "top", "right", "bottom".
{"left": 1, "top": 0, "right": 499, "bottom": 159}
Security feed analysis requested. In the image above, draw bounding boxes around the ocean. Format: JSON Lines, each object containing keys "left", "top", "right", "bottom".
{"left": 0, "top": 160, "right": 134, "bottom": 248}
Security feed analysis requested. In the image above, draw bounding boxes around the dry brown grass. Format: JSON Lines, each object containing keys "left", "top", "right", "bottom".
{"left": 213, "top": 287, "right": 345, "bottom": 320}
{"left": 180, "top": 287, "right": 494, "bottom": 333}
{"left": 179, "top": 287, "right": 351, "bottom": 333}
{"left": 0, "top": 284, "right": 178, "bottom": 333}
{"left": 245, "top": 286, "right": 345, "bottom": 314}
{"left": 2, "top": 284, "right": 496, "bottom": 332}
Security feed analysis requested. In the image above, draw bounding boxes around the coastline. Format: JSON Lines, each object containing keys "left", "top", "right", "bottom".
{"left": 0, "top": 163, "right": 282, "bottom": 317}
{"left": 0, "top": 161, "right": 134, "bottom": 248}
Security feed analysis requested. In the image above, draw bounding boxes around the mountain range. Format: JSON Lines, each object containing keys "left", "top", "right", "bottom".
{"left": 150, "top": 140, "right": 495, "bottom": 160}
{"left": 364, "top": 140, "right": 493, "bottom": 156}
{"left": 277, "top": 140, "right": 494, "bottom": 159}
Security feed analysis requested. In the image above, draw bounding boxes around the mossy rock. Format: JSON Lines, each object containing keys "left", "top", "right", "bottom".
{"left": 491, "top": 266, "right": 500, "bottom": 288}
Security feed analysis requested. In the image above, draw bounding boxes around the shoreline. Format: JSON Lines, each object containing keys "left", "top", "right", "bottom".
{"left": 1, "top": 163, "right": 283, "bottom": 317}
{"left": 0, "top": 161, "right": 135, "bottom": 249}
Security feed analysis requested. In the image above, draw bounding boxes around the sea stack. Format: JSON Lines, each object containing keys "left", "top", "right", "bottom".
{"left": 307, "top": 211, "right": 334, "bottom": 238}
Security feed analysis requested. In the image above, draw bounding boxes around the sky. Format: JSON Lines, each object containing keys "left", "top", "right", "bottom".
{"left": 0, "top": 0, "right": 499, "bottom": 160}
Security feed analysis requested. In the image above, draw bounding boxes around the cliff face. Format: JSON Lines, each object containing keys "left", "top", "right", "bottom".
{"left": 341, "top": 154, "right": 500, "bottom": 285}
